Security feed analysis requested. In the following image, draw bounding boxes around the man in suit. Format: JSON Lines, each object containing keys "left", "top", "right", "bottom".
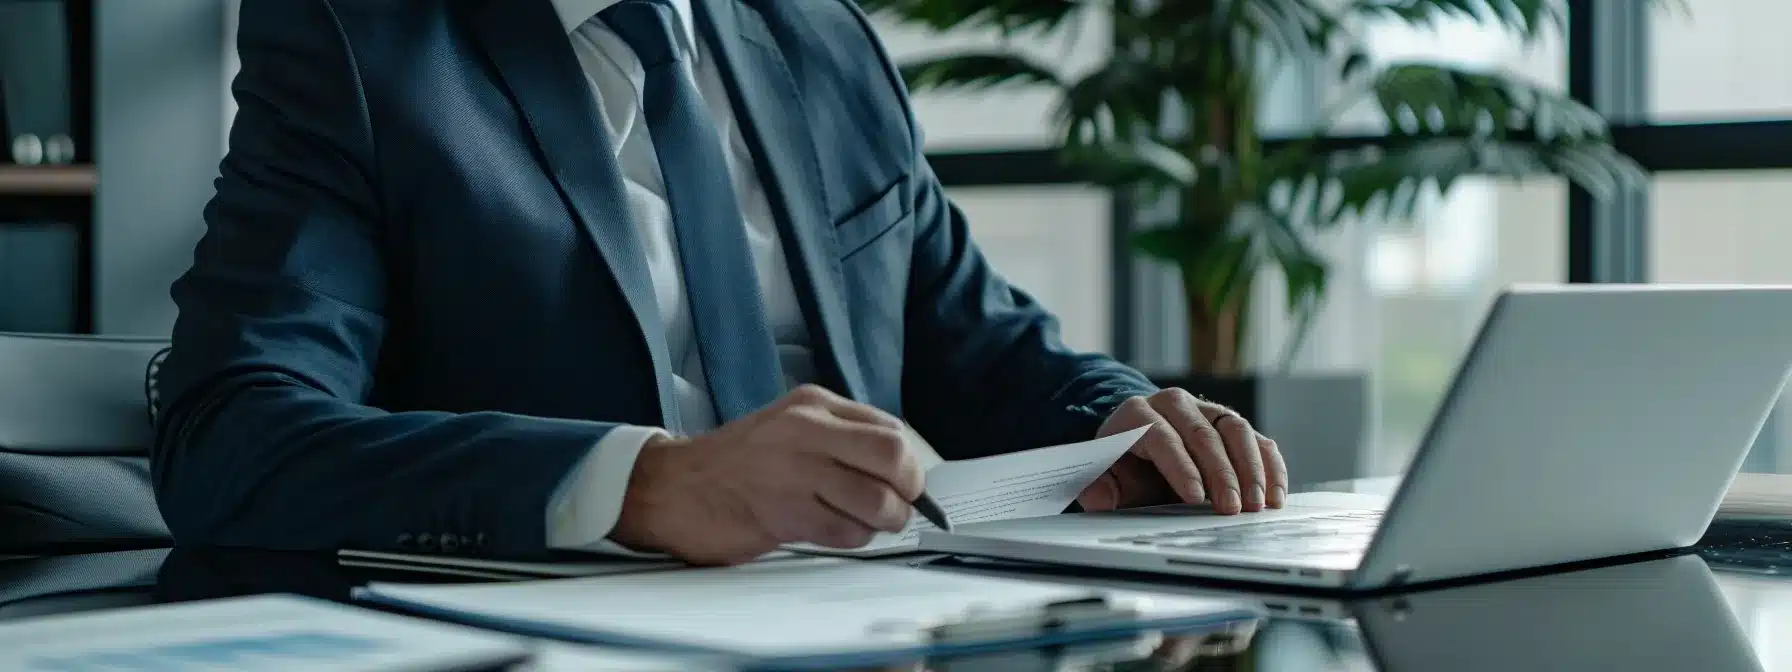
{"left": 152, "top": 0, "right": 1289, "bottom": 564}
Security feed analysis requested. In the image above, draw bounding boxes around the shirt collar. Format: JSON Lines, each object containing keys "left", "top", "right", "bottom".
{"left": 549, "top": 0, "right": 697, "bottom": 52}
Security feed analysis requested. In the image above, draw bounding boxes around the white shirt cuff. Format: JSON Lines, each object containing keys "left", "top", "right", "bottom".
{"left": 546, "top": 425, "right": 670, "bottom": 557}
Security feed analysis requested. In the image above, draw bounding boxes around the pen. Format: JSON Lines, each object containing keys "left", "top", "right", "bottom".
{"left": 914, "top": 492, "right": 955, "bottom": 532}
{"left": 899, "top": 423, "right": 954, "bottom": 532}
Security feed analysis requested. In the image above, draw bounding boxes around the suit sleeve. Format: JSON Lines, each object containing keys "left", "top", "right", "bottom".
{"left": 898, "top": 155, "right": 1158, "bottom": 459}
{"left": 151, "top": 0, "right": 614, "bottom": 559}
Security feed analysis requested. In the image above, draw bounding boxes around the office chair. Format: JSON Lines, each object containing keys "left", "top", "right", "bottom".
{"left": 0, "top": 333, "right": 170, "bottom": 553}
{"left": 0, "top": 548, "right": 169, "bottom": 621}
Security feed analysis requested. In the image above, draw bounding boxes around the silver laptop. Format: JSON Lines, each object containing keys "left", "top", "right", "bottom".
{"left": 923, "top": 285, "right": 1792, "bottom": 591}
{"left": 932, "top": 553, "right": 1760, "bottom": 670}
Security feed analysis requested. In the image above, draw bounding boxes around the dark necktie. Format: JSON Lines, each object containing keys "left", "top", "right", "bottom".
{"left": 603, "top": 0, "right": 784, "bottom": 422}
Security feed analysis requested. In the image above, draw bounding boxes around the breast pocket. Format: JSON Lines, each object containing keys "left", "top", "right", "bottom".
{"left": 834, "top": 180, "right": 913, "bottom": 260}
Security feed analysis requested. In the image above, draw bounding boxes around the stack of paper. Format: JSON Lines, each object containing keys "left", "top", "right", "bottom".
{"left": 338, "top": 550, "right": 693, "bottom": 580}
{"left": 0, "top": 594, "right": 531, "bottom": 671}
{"left": 1719, "top": 472, "right": 1792, "bottom": 518}
{"left": 789, "top": 426, "right": 1148, "bottom": 557}
{"left": 521, "top": 642, "right": 724, "bottom": 671}
{"left": 358, "top": 556, "right": 1259, "bottom": 669}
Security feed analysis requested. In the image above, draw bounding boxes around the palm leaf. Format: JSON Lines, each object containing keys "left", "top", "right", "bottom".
{"left": 1061, "top": 138, "right": 1199, "bottom": 192}
{"left": 1349, "top": 0, "right": 1567, "bottom": 41}
{"left": 1269, "top": 136, "right": 1646, "bottom": 226}
{"left": 1254, "top": 205, "right": 1329, "bottom": 371}
{"left": 1367, "top": 63, "right": 1607, "bottom": 141}
{"left": 1170, "top": 225, "right": 1261, "bottom": 313}
{"left": 1350, "top": 0, "right": 1688, "bottom": 41}
{"left": 898, "top": 54, "right": 1064, "bottom": 93}
{"left": 857, "top": 0, "right": 1085, "bottom": 36}
{"left": 1055, "top": 59, "right": 1175, "bottom": 146}
{"left": 1237, "top": 0, "right": 1353, "bottom": 60}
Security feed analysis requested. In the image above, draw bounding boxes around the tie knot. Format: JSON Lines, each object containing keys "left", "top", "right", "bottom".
{"left": 603, "top": 0, "right": 682, "bottom": 69}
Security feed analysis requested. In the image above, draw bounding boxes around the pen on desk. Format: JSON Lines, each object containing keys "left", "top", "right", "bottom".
{"left": 914, "top": 492, "right": 955, "bottom": 532}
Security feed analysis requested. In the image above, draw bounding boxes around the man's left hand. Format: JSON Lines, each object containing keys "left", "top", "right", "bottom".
{"left": 1077, "top": 389, "right": 1287, "bottom": 515}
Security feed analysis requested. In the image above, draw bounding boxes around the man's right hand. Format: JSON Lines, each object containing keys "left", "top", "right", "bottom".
{"left": 609, "top": 385, "right": 925, "bottom": 565}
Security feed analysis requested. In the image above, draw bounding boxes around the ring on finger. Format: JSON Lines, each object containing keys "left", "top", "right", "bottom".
{"left": 1211, "top": 412, "right": 1246, "bottom": 429}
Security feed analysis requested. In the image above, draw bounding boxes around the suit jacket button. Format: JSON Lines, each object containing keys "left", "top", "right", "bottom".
{"left": 395, "top": 533, "right": 414, "bottom": 550}
{"left": 416, "top": 533, "right": 437, "bottom": 552}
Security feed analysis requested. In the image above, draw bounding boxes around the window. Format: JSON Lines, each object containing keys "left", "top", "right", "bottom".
{"left": 949, "top": 186, "right": 1113, "bottom": 355}
{"left": 875, "top": 11, "right": 1119, "bottom": 356}
{"left": 1651, "top": 171, "right": 1792, "bottom": 473}
{"left": 1309, "top": 13, "right": 1566, "bottom": 473}
{"left": 1360, "top": 179, "right": 1567, "bottom": 472}
{"left": 1324, "top": 13, "right": 1564, "bottom": 136}
{"left": 1651, "top": 1, "right": 1792, "bottom": 122}
{"left": 1651, "top": 171, "right": 1792, "bottom": 284}
{"left": 873, "top": 11, "right": 1110, "bottom": 150}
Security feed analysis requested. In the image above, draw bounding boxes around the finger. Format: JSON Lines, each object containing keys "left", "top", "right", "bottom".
{"left": 783, "top": 384, "right": 903, "bottom": 431}
{"left": 1123, "top": 399, "right": 1207, "bottom": 506}
{"left": 1149, "top": 390, "right": 1240, "bottom": 515}
{"left": 685, "top": 533, "right": 781, "bottom": 567}
{"left": 812, "top": 463, "right": 913, "bottom": 533}
{"left": 817, "top": 396, "right": 905, "bottom": 432}
{"left": 804, "top": 497, "right": 880, "bottom": 549}
{"left": 1207, "top": 409, "right": 1266, "bottom": 512}
{"left": 1259, "top": 434, "right": 1289, "bottom": 508}
{"left": 751, "top": 494, "right": 825, "bottom": 545}
{"left": 1076, "top": 472, "right": 1122, "bottom": 512}
{"left": 788, "top": 406, "right": 926, "bottom": 501}
{"left": 825, "top": 428, "right": 925, "bottom": 502}
{"left": 1098, "top": 398, "right": 1156, "bottom": 439}
{"left": 1107, "top": 452, "right": 1179, "bottom": 509}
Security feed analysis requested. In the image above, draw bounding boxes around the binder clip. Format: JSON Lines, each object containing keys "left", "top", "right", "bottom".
{"left": 925, "top": 594, "right": 1147, "bottom": 645}
{"left": 925, "top": 595, "right": 1160, "bottom": 672}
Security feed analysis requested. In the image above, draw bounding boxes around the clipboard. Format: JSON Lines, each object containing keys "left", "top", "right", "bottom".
{"left": 355, "top": 558, "right": 1262, "bottom": 670}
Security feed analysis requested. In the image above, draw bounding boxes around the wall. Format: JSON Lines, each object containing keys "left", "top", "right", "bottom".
{"left": 94, "top": 0, "right": 226, "bottom": 335}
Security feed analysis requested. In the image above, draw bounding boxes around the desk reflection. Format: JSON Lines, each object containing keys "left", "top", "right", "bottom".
{"left": 0, "top": 548, "right": 1783, "bottom": 671}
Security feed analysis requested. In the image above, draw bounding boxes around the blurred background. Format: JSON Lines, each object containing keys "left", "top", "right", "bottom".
{"left": 3, "top": 0, "right": 1792, "bottom": 484}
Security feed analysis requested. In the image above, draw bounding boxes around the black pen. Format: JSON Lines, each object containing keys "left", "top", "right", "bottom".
{"left": 901, "top": 423, "right": 954, "bottom": 532}
{"left": 914, "top": 492, "right": 955, "bottom": 532}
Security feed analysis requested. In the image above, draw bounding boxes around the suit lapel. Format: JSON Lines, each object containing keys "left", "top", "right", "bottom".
{"left": 458, "top": 0, "right": 681, "bottom": 427}
{"left": 693, "top": 0, "right": 872, "bottom": 403}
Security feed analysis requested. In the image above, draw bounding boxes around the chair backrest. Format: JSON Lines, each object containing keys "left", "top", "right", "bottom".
{"left": 0, "top": 548, "right": 169, "bottom": 620}
{"left": 0, "top": 333, "right": 171, "bottom": 552}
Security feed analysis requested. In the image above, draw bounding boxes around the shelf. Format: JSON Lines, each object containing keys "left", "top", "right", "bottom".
{"left": 0, "top": 165, "right": 96, "bottom": 196}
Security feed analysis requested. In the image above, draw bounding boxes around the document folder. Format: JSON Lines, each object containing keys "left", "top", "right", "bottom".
{"left": 356, "top": 557, "right": 1261, "bottom": 670}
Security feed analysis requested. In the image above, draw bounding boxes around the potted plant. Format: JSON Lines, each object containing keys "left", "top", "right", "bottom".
{"left": 861, "top": 0, "right": 1664, "bottom": 480}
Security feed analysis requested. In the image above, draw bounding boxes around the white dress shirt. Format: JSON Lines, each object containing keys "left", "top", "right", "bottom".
{"left": 543, "top": 0, "right": 816, "bottom": 553}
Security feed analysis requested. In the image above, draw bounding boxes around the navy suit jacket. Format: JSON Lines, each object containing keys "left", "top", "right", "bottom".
{"left": 152, "top": 0, "right": 1157, "bottom": 559}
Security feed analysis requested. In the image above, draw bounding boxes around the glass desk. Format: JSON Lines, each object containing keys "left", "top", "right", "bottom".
{"left": 4, "top": 547, "right": 1789, "bottom": 670}
{"left": 5, "top": 477, "right": 1792, "bottom": 670}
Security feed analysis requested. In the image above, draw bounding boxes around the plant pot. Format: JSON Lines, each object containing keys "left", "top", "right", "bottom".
{"left": 1148, "top": 372, "right": 1371, "bottom": 486}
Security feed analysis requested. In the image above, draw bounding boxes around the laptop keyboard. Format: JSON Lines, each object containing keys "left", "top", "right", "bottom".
{"left": 1100, "top": 511, "right": 1384, "bottom": 557}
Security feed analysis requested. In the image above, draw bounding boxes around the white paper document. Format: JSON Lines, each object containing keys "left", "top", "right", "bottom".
{"left": 359, "top": 557, "right": 1258, "bottom": 667}
{"left": 520, "top": 642, "right": 724, "bottom": 671}
{"left": 1720, "top": 472, "right": 1792, "bottom": 518}
{"left": 0, "top": 594, "right": 530, "bottom": 672}
{"left": 338, "top": 549, "right": 688, "bottom": 580}
{"left": 790, "top": 426, "right": 1148, "bottom": 557}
